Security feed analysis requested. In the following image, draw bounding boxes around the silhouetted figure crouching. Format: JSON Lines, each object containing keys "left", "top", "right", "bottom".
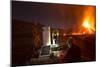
{"left": 65, "top": 37, "right": 81, "bottom": 63}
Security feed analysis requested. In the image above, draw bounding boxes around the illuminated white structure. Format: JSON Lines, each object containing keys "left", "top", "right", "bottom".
{"left": 51, "top": 30, "right": 59, "bottom": 47}
{"left": 42, "top": 26, "right": 51, "bottom": 46}
{"left": 42, "top": 26, "right": 59, "bottom": 47}
{"left": 52, "top": 39, "right": 58, "bottom": 47}
{"left": 42, "top": 27, "right": 60, "bottom": 57}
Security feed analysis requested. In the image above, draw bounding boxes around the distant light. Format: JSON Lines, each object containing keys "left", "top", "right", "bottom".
{"left": 83, "top": 20, "right": 90, "bottom": 29}
{"left": 63, "top": 33, "right": 66, "bottom": 36}
{"left": 82, "top": 18, "right": 95, "bottom": 34}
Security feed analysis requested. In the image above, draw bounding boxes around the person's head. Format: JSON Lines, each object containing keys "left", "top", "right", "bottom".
{"left": 67, "top": 37, "right": 75, "bottom": 48}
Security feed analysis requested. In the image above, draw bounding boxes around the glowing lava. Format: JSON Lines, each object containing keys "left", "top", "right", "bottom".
{"left": 71, "top": 6, "right": 95, "bottom": 35}
{"left": 82, "top": 17, "right": 95, "bottom": 34}
{"left": 82, "top": 7, "right": 95, "bottom": 34}
{"left": 83, "top": 20, "right": 90, "bottom": 29}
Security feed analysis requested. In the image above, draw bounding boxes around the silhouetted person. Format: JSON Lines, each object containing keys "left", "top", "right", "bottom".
{"left": 65, "top": 37, "right": 81, "bottom": 63}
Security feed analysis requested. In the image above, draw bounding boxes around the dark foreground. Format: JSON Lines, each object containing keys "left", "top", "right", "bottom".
{"left": 12, "top": 19, "right": 95, "bottom": 66}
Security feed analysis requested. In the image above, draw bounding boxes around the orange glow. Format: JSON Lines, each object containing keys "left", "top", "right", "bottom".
{"left": 82, "top": 17, "right": 95, "bottom": 34}
{"left": 63, "top": 33, "right": 66, "bottom": 36}
{"left": 71, "top": 7, "right": 95, "bottom": 35}
{"left": 81, "top": 7, "right": 95, "bottom": 34}
{"left": 83, "top": 20, "right": 90, "bottom": 29}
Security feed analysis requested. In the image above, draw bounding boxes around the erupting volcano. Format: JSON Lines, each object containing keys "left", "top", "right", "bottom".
{"left": 72, "top": 6, "right": 96, "bottom": 35}
{"left": 82, "top": 17, "right": 95, "bottom": 34}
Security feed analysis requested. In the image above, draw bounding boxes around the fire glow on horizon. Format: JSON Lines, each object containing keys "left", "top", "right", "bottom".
{"left": 82, "top": 6, "right": 95, "bottom": 34}
{"left": 82, "top": 17, "right": 95, "bottom": 34}
{"left": 72, "top": 6, "right": 95, "bottom": 35}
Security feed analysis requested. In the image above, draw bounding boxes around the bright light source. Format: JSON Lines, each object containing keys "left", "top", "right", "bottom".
{"left": 83, "top": 20, "right": 90, "bottom": 29}
{"left": 82, "top": 18, "right": 95, "bottom": 34}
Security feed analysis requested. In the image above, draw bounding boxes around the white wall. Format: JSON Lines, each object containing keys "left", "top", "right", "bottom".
{"left": 42, "top": 27, "right": 51, "bottom": 46}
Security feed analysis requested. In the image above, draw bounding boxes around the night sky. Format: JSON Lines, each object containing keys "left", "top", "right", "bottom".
{"left": 12, "top": 1, "right": 96, "bottom": 30}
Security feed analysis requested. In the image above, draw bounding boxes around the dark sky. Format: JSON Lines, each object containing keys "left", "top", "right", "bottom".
{"left": 12, "top": 1, "right": 95, "bottom": 30}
